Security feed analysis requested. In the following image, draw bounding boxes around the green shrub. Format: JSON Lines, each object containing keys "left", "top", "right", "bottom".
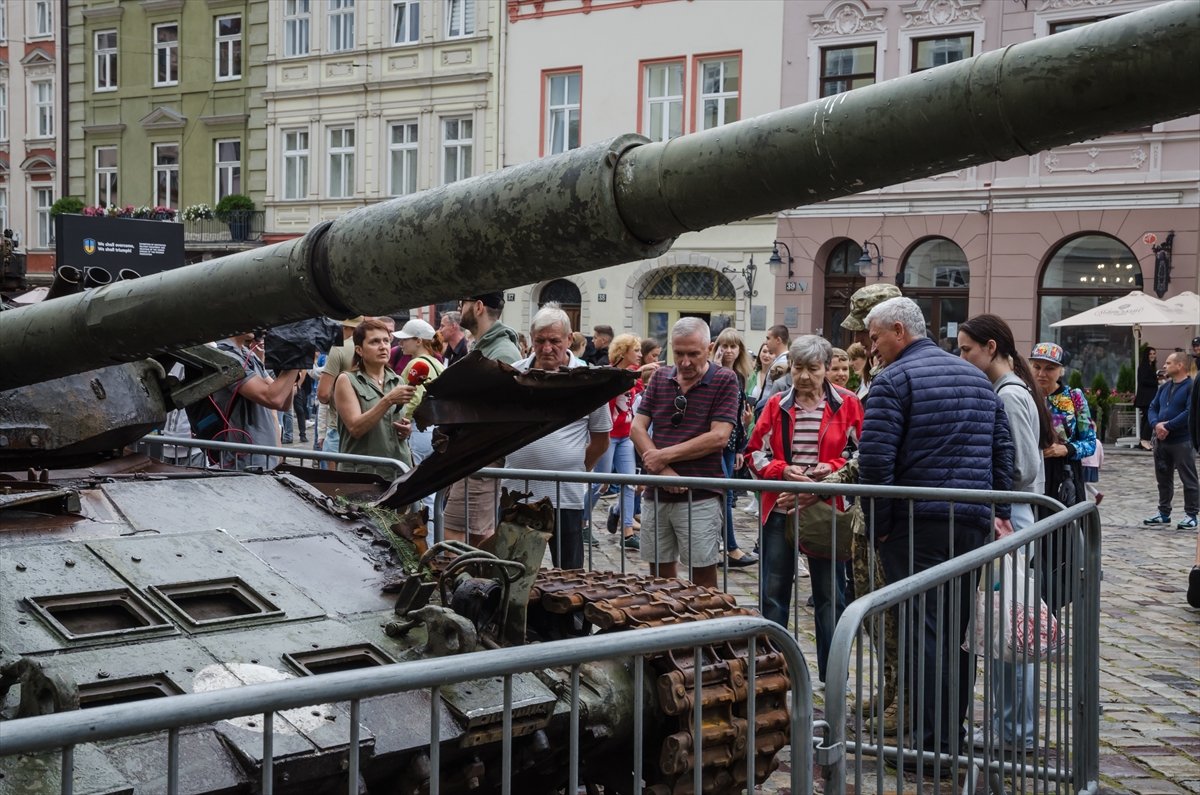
{"left": 1067, "top": 370, "right": 1084, "bottom": 390}
{"left": 214, "top": 194, "right": 255, "bottom": 221}
{"left": 1116, "top": 363, "right": 1135, "bottom": 394}
{"left": 49, "top": 196, "right": 85, "bottom": 216}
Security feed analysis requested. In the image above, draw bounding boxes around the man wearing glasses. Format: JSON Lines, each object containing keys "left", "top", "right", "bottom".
{"left": 458, "top": 292, "right": 522, "bottom": 365}
{"left": 631, "top": 317, "right": 740, "bottom": 588}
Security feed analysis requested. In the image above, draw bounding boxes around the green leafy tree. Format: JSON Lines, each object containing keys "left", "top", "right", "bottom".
{"left": 49, "top": 196, "right": 85, "bottom": 216}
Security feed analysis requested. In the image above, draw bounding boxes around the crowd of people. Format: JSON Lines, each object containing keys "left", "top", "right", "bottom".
{"left": 177, "top": 282, "right": 1200, "bottom": 758}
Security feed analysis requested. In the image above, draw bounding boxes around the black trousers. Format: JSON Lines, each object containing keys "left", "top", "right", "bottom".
{"left": 879, "top": 519, "right": 987, "bottom": 753}
{"left": 549, "top": 508, "right": 585, "bottom": 570}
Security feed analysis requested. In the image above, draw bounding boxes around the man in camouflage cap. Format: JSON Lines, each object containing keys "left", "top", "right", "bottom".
{"left": 841, "top": 283, "right": 902, "bottom": 333}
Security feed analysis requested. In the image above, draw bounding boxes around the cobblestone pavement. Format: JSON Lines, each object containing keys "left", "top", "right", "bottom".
{"left": 284, "top": 439, "right": 1199, "bottom": 792}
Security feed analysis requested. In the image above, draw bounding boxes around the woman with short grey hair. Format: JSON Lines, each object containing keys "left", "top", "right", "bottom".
{"left": 746, "top": 333, "right": 863, "bottom": 686}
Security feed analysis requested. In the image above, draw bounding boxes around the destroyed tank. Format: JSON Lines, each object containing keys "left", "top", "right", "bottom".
{"left": 1, "top": 3, "right": 1198, "bottom": 793}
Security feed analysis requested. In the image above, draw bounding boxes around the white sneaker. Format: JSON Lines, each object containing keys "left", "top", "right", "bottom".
{"left": 796, "top": 559, "right": 809, "bottom": 577}
{"left": 972, "top": 727, "right": 1035, "bottom": 753}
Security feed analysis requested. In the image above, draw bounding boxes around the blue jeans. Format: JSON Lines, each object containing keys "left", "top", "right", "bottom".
{"left": 760, "top": 512, "right": 846, "bottom": 681}
{"left": 409, "top": 426, "right": 435, "bottom": 514}
{"left": 720, "top": 448, "right": 740, "bottom": 552}
{"left": 590, "top": 435, "right": 637, "bottom": 529}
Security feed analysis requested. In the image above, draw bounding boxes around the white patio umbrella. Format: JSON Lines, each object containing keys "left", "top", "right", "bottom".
{"left": 1051, "top": 291, "right": 1195, "bottom": 447}
{"left": 1163, "top": 291, "right": 1200, "bottom": 322}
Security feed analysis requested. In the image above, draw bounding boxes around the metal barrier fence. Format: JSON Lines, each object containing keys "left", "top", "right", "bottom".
{"left": 823, "top": 500, "right": 1101, "bottom": 795}
{"left": 0, "top": 617, "right": 812, "bottom": 795}
{"left": 129, "top": 436, "right": 1100, "bottom": 794}
{"left": 137, "top": 434, "right": 410, "bottom": 473}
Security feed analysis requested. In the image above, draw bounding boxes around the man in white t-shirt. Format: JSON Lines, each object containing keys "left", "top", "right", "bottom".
{"left": 503, "top": 303, "right": 611, "bottom": 569}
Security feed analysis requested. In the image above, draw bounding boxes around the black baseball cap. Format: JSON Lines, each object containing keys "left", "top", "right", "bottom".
{"left": 464, "top": 292, "right": 505, "bottom": 309}
{"left": 1192, "top": 336, "right": 1200, "bottom": 347}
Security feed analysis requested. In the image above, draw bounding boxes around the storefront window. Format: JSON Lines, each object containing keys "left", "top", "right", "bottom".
{"left": 898, "top": 237, "right": 970, "bottom": 352}
{"left": 1038, "top": 234, "right": 1138, "bottom": 387}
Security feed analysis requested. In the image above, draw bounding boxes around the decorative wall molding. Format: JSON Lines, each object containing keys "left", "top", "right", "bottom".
{"left": 899, "top": 0, "right": 983, "bottom": 29}
{"left": 81, "top": 123, "right": 127, "bottom": 135}
{"left": 1043, "top": 144, "right": 1147, "bottom": 174}
{"left": 81, "top": 5, "right": 124, "bottom": 21}
{"left": 140, "top": 107, "right": 187, "bottom": 130}
{"left": 1035, "top": 0, "right": 1115, "bottom": 10}
{"left": 139, "top": 0, "right": 186, "bottom": 13}
{"left": 809, "top": 1, "right": 887, "bottom": 38}
{"left": 200, "top": 113, "right": 250, "bottom": 127}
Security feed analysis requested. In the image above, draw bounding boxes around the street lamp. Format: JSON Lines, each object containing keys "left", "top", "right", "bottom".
{"left": 857, "top": 240, "right": 884, "bottom": 278}
{"left": 767, "top": 241, "right": 794, "bottom": 278}
{"left": 722, "top": 255, "right": 758, "bottom": 299}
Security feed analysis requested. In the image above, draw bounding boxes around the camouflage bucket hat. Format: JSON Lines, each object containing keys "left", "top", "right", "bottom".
{"left": 841, "top": 284, "right": 902, "bottom": 331}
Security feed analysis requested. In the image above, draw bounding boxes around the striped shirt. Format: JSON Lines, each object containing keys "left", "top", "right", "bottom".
{"left": 789, "top": 400, "right": 825, "bottom": 470}
{"left": 638, "top": 363, "right": 740, "bottom": 500}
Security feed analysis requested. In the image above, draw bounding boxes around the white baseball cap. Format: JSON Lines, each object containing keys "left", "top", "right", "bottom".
{"left": 394, "top": 319, "right": 436, "bottom": 340}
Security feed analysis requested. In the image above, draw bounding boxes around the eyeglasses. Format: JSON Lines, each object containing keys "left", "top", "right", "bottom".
{"left": 671, "top": 393, "right": 687, "bottom": 427}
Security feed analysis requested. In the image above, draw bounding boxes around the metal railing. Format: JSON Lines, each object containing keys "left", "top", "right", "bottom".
{"left": 0, "top": 617, "right": 812, "bottom": 795}
{"left": 137, "top": 434, "right": 409, "bottom": 473}
{"left": 822, "top": 500, "right": 1101, "bottom": 795}
{"left": 182, "top": 211, "right": 266, "bottom": 245}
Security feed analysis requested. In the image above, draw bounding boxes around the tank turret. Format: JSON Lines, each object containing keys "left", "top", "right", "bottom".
{"left": 1, "top": 1, "right": 1197, "bottom": 397}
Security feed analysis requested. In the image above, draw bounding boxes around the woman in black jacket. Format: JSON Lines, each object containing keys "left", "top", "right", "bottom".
{"left": 1135, "top": 346, "right": 1159, "bottom": 450}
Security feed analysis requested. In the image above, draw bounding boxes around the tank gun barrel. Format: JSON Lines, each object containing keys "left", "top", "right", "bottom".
{"left": 1, "top": 0, "right": 1197, "bottom": 391}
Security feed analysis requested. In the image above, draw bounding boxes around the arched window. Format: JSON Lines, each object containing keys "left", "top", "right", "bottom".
{"left": 898, "top": 237, "right": 970, "bottom": 351}
{"left": 640, "top": 267, "right": 736, "bottom": 350}
{"left": 539, "top": 278, "right": 582, "bottom": 334}
{"left": 640, "top": 267, "right": 736, "bottom": 300}
{"left": 826, "top": 240, "right": 863, "bottom": 275}
{"left": 1038, "top": 234, "right": 1138, "bottom": 388}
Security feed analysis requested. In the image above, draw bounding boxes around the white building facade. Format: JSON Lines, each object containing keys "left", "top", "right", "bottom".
{"left": 262, "top": 0, "right": 502, "bottom": 298}
{"left": 502, "top": 0, "right": 785, "bottom": 349}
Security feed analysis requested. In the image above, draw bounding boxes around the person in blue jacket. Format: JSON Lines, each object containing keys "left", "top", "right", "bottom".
{"left": 859, "top": 296, "right": 1015, "bottom": 771}
{"left": 1144, "top": 349, "right": 1197, "bottom": 530}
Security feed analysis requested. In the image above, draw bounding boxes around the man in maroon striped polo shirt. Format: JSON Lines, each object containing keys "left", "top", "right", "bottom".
{"left": 631, "top": 317, "right": 740, "bottom": 588}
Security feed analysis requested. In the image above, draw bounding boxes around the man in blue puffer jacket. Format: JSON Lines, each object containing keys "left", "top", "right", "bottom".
{"left": 859, "top": 296, "right": 1015, "bottom": 766}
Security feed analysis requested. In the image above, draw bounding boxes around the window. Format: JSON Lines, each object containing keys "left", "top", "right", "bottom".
{"left": 215, "top": 140, "right": 241, "bottom": 201}
{"left": 95, "top": 30, "right": 119, "bottom": 91}
{"left": 912, "top": 35, "right": 972, "bottom": 72}
{"left": 1049, "top": 17, "right": 1113, "bottom": 34}
{"left": 820, "top": 44, "right": 875, "bottom": 97}
{"left": 898, "top": 237, "right": 970, "bottom": 351}
{"left": 545, "top": 71, "right": 580, "bottom": 155}
{"left": 154, "top": 143, "right": 180, "bottom": 208}
{"left": 283, "top": 0, "right": 310, "bottom": 57}
{"left": 1038, "top": 234, "right": 1139, "bottom": 386}
{"left": 0, "top": 0, "right": 6, "bottom": 42}
{"left": 327, "top": 127, "right": 355, "bottom": 198}
{"left": 31, "top": 79, "right": 53, "bottom": 138}
{"left": 154, "top": 24, "right": 179, "bottom": 86}
{"left": 32, "top": 0, "right": 52, "bottom": 36}
{"left": 697, "top": 57, "right": 739, "bottom": 130}
{"left": 441, "top": 117, "right": 472, "bottom": 184}
{"left": 96, "top": 147, "right": 118, "bottom": 208}
{"left": 215, "top": 16, "right": 242, "bottom": 81}
{"left": 388, "top": 121, "right": 418, "bottom": 196}
{"left": 643, "top": 61, "right": 683, "bottom": 142}
{"left": 282, "top": 130, "right": 309, "bottom": 199}
{"left": 0, "top": 82, "right": 7, "bottom": 142}
{"left": 328, "top": 0, "right": 355, "bottom": 52}
{"left": 34, "top": 187, "right": 54, "bottom": 247}
{"left": 0, "top": 188, "right": 7, "bottom": 232}
{"left": 446, "top": 0, "right": 474, "bottom": 38}
{"left": 392, "top": 0, "right": 419, "bottom": 45}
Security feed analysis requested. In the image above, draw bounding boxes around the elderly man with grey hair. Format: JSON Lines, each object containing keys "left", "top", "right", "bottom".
{"left": 503, "top": 303, "right": 611, "bottom": 569}
{"left": 858, "top": 296, "right": 1015, "bottom": 769}
{"left": 631, "top": 317, "right": 741, "bottom": 589}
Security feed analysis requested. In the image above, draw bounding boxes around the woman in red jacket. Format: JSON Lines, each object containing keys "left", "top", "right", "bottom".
{"left": 746, "top": 334, "right": 863, "bottom": 685}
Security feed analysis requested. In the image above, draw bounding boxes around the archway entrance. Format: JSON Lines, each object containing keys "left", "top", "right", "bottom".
{"left": 640, "top": 267, "right": 735, "bottom": 362}
{"left": 538, "top": 278, "right": 582, "bottom": 333}
{"left": 822, "top": 240, "right": 866, "bottom": 349}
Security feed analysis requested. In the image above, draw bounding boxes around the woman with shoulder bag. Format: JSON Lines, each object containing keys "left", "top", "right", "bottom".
{"left": 746, "top": 335, "right": 863, "bottom": 686}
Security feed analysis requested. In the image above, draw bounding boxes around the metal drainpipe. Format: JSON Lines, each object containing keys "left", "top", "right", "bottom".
{"left": 59, "top": 0, "right": 69, "bottom": 201}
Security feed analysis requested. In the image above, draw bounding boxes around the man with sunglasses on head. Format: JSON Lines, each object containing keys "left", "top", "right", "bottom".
{"left": 631, "top": 317, "right": 741, "bottom": 589}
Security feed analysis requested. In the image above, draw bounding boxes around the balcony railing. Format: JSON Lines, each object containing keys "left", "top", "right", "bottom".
{"left": 183, "top": 211, "right": 265, "bottom": 245}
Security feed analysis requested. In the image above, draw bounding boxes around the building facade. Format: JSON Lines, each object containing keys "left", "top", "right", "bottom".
{"left": 501, "top": 0, "right": 785, "bottom": 349}
{"left": 1, "top": 0, "right": 65, "bottom": 274}
{"left": 261, "top": 0, "right": 502, "bottom": 291}
{"left": 66, "top": 0, "right": 268, "bottom": 267}
{"left": 775, "top": 0, "right": 1198, "bottom": 386}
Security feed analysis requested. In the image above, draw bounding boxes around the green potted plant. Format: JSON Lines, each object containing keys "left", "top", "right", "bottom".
{"left": 49, "top": 196, "right": 85, "bottom": 216}
{"left": 214, "top": 194, "right": 255, "bottom": 241}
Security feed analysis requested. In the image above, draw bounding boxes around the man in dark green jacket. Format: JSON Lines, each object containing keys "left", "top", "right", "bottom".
{"left": 461, "top": 292, "right": 521, "bottom": 365}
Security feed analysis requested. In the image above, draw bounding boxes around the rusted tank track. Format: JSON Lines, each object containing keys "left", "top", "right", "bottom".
{"left": 530, "top": 569, "right": 791, "bottom": 795}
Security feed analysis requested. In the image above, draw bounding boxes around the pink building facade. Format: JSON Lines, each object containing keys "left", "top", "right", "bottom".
{"left": 773, "top": 0, "right": 1198, "bottom": 387}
